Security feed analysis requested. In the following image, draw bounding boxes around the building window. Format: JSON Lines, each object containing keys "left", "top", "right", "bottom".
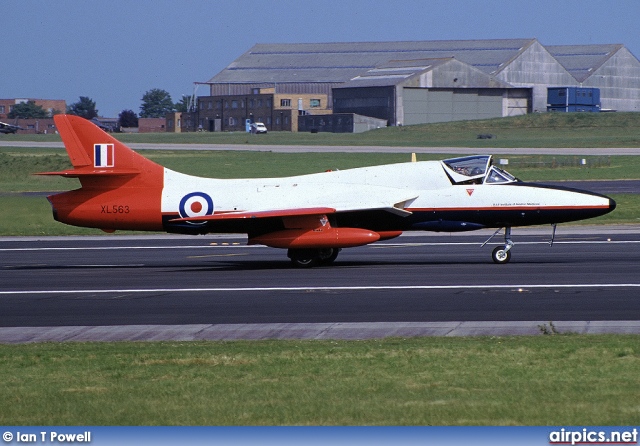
{"left": 267, "top": 99, "right": 272, "bottom": 108}
{"left": 231, "top": 100, "right": 238, "bottom": 109}
{"left": 253, "top": 88, "right": 260, "bottom": 95}
{"left": 281, "top": 99, "right": 291, "bottom": 107}
{"left": 0, "top": 106, "right": 5, "bottom": 113}
{"left": 207, "top": 101, "right": 212, "bottom": 109}
{"left": 310, "top": 99, "right": 321, "bottom": 108}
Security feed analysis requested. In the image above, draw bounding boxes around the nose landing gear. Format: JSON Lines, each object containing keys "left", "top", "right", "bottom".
{"left": 483, "top": 227, "right": 513, "bottom": 264}
{"left": 483, "top": 224, "right": 557, "bottom": 264}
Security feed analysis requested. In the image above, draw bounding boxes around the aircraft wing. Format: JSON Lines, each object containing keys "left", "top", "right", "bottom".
{"left": 169, "top": 201, "right": 414, "bottom": 223}
{"left": 170, "top": 202, "right": 414, "bottom": 249}
{"left": 169, "top": 207, "right": 338, "bottom": 223}
{"left": 165, "top": 184, "right": 419, "bottom": 250}
{"left": 169, "top": 185, "right": 419, "bottom": 223}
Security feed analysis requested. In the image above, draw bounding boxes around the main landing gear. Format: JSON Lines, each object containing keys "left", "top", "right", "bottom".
{"left": 287, "top": 248, "right": 341, "bottom": 268}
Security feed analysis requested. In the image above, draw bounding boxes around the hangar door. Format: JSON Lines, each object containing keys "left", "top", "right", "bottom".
{"left": 403, "top": 89, "right": 504, "bottom": 125}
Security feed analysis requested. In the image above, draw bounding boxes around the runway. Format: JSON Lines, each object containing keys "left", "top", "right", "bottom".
{"left": 2, "top": 226, "right": 640, "bottom": 342}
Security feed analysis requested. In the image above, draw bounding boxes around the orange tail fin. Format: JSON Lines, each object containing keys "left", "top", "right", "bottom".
{"left": 37, "top": 115, "right": 163, "bottom": 183}
{"left": 37, "top": 115, "right": 165, "bottom": 231}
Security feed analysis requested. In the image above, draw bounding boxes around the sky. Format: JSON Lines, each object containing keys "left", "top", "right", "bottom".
{"left": 4, "top": 0, "right": 640, "bottom": 118}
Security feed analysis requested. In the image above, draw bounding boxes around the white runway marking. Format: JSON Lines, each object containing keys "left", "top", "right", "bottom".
{"left": 0, "top": 245, "right": 233, "bottom": 252}
{"left": 2, "top": 283, "right": 640, "bottom": 295}
{"left": 0, "top": 239, "right": 634, "bottom": 253}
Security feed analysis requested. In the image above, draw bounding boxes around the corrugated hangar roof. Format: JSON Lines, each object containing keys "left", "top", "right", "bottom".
{"left": 336, "top": 57, "right": 513, "bottom": 89}
{"left": 207, "top": 39, "right": 537, "bottom": 84}
{"left": 340, "top": 58, "right": 455, "bottom": 88}
{"left": 547, "top": 44, "right": 624, "bottom": 82}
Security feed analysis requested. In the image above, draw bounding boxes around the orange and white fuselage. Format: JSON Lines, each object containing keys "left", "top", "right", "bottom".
{"left": 39, "top": 115, "right": 615, "bottom": 265}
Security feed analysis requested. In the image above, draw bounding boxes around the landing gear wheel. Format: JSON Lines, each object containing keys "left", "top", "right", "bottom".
{"left": 483, "top": 227, "right": 514, "bottom": 264}
{"left": 492, "top": 246, "right": 512, "bottom": 264}
{"left": 287, "top": 249, "right": 318, "bottom": 268}
{"left": 317, "top": 248, "right": 340, "bottom": 266}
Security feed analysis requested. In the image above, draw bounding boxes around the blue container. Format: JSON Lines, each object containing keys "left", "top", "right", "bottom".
{"left": 547, "top": 87, "right": 600, "bottom": 107}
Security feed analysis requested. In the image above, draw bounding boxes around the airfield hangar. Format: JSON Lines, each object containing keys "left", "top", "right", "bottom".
{"left": 188, "top": 38, "right": 640, "bottom": 132}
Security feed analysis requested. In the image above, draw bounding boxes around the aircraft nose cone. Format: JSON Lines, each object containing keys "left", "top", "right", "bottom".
{"left": 609, "top": 197, "right": 617, "bottom": 212}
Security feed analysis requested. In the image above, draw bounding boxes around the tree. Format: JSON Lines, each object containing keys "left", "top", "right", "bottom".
{"left": 8, "top": 101, "right": 48, "bottom": 119}
{"left": 118, "top": 109, "right": 138, "bottom": 128}
{"left": 174, "top": 95, "right": 191, "bottom": 112}
{"left": 67, "top": 96, "right": 98, "bottom": 119}
{"left": 140, "top": 88, "right": 174, "bottom": 118}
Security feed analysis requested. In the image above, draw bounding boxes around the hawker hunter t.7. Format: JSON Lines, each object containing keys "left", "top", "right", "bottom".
{"left": 38, "top": 115, "right": 615, "bottom": 266}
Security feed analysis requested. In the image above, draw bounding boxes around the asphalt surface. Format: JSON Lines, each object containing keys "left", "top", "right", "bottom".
{"left": 2, "top": 227, "right": 640, "bottom": 342}
{"left": 4, "top": 140, "right": 640, "bottom": 155}
{"left": 544, "top": 180, "right": 640, "bottom": 195}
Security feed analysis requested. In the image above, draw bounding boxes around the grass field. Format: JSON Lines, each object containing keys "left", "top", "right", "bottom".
{"left": 1, "top": 336, "right": 639, "bottom": 425}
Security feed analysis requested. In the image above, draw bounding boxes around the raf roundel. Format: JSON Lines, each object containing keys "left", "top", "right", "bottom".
{"left": 179, "top": 192, "right": 214, "bottom": 219}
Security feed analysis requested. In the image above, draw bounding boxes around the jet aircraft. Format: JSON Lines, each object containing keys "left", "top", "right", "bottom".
{"left": 0, "top": 121, "right": 20, "bottom": 134}
{"left": 38, "top": 115, "right": 616, "bottom": 266}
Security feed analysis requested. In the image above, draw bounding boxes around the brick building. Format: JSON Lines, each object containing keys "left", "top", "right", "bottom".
{"left": 7, "top": 118, "right": 57, "bottom": 134}
{"left": 0, "top": 98, "right": 66, "bottom": 119}
{"left": 181, "top": 89, "right": 330, "bottom": 132}
{"left": 138, "top": 117, "right": 166, "bottom": 133}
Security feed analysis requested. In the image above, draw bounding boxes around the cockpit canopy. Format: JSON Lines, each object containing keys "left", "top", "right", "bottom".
{"left": 441, "top": 155, "right": 519, "bottom": 185}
